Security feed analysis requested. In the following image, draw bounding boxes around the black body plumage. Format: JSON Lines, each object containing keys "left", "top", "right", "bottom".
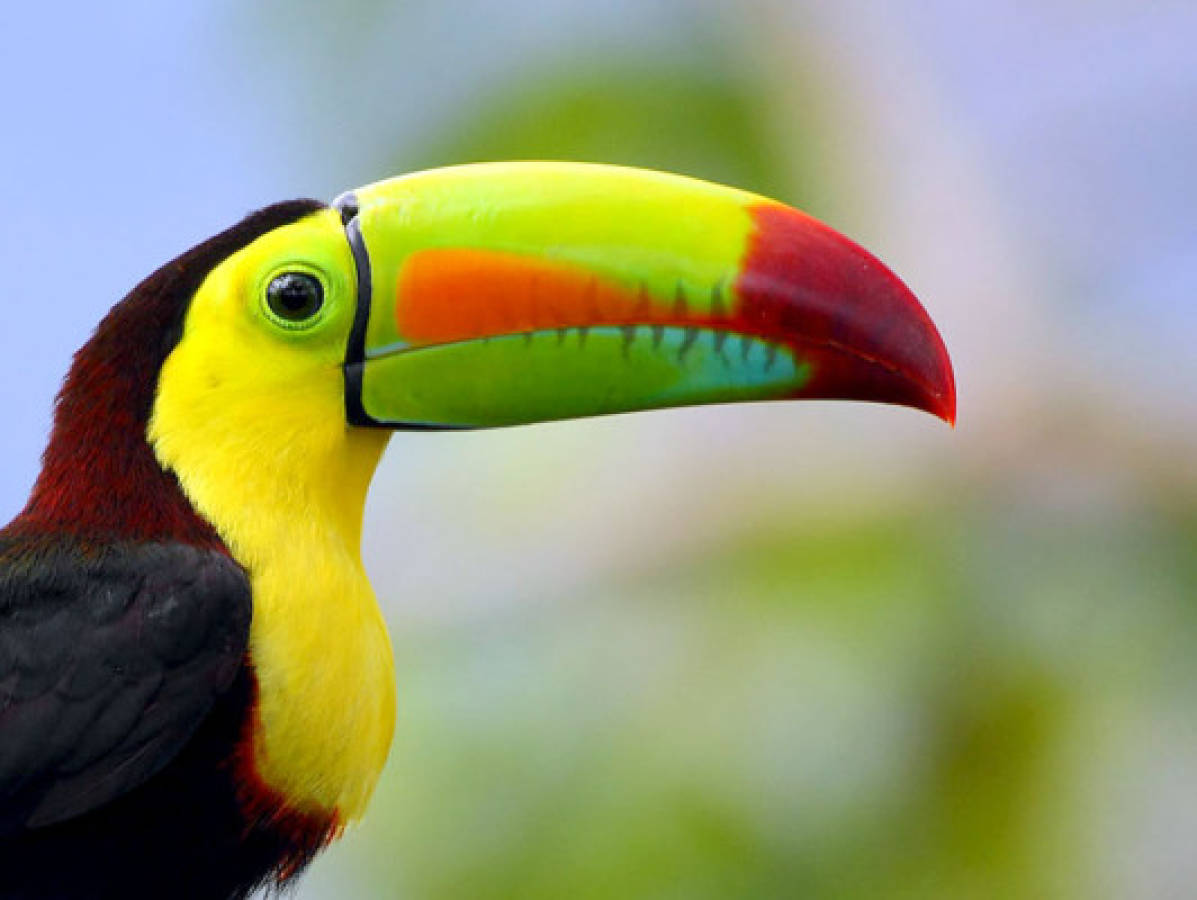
{"left": 0, "top": 537, "right": 288, "bottom": 898}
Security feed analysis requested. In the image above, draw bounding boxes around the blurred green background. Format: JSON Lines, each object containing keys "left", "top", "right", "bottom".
{"left": 2, "top": 1, "right": 1194, "bottom": 898}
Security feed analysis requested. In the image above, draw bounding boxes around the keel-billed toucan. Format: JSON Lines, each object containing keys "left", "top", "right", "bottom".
{"left": 0, "top": 163, "right": 954, "bottom": 898}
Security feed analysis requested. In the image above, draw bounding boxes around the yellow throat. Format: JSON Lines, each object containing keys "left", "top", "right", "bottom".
{"left": 147, "top": 211, "right": 396, "bottom": 821}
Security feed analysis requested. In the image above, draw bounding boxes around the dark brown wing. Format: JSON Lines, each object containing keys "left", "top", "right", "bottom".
{"left": 0, "top": 537, "right": 250, "bottom": 833}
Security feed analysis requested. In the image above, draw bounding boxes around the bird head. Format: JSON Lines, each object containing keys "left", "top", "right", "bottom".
{"left": 153, "top": 162, "right": 954, "bottom": 459}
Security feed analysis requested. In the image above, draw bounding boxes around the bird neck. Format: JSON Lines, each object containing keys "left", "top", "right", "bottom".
{"left": 148, "top": 339, "right": 396, "bottom": 821}
{"left": 13, "top": 260, "right": 220, "bottom": 545}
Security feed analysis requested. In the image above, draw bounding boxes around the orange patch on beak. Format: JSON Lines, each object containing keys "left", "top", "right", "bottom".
{"left": 395, "top": 249, "right": 663, "bottom": 346}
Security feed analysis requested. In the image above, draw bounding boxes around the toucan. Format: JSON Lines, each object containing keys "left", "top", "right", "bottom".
{"left": 0, "top": 162, "right": 954, "bottom": 898}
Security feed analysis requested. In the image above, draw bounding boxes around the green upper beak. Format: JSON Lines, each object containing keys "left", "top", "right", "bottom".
{"left": 335, "top": 162, "right": 955, "bottom": 430}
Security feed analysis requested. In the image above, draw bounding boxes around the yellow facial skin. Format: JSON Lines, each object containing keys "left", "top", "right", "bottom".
{"left": 148, "top": 209, "right": 395, "bottom": 821}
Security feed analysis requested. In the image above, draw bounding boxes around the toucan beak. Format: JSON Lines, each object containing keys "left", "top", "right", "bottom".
{"left": 336, "top": 162, "right": 955, "bottom": 430}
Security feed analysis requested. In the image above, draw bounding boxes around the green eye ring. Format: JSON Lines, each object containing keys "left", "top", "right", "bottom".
{"left": 263, "top": 269, "right": 327, "bottom": 330}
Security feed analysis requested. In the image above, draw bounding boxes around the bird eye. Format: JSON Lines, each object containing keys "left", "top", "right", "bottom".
{"left": 265, "top": 272, "right": 324, "bottom": 324}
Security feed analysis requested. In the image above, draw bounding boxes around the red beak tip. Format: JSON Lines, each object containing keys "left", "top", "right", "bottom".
{"left": 741, "top": 202, "right": 958, "bottom": 429}
{"left": 939, "top": 396, "right": 958, "bottom": 428}
{"left": 927, "top": 359, "right": 957, "bottom": 426}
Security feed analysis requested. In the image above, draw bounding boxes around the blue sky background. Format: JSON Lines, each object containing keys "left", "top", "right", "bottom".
{"left": 2, "top": 3, "right": 1195, "bottom": 897}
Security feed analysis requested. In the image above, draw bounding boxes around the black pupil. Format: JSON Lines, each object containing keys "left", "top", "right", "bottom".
{"left": 267, "top": 273, "right": 323, "bottom": 321}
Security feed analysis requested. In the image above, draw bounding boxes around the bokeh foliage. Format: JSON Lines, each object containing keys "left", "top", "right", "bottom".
{"left": 322, "top": 477, "right": 1194, "bottom": 899}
